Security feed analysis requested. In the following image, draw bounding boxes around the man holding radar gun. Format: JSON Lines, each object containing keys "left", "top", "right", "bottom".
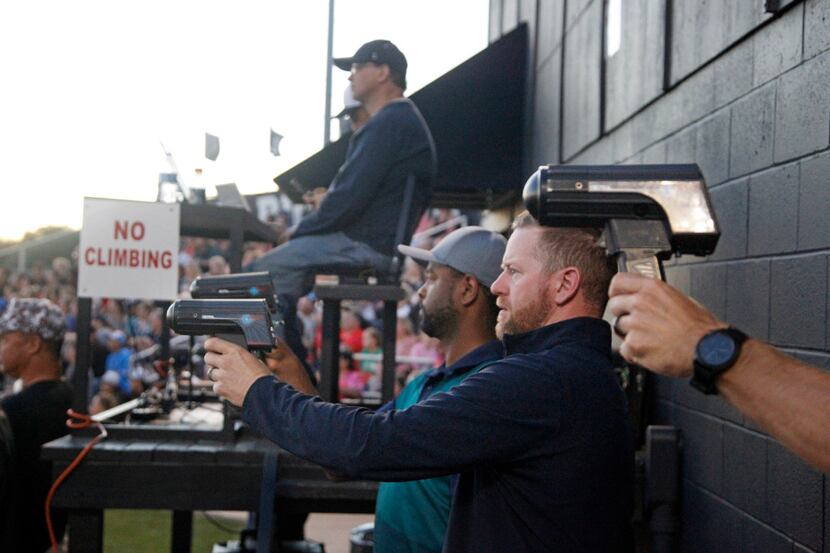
{"left": 168, "top": 163, "right": 757, "bottom": 551}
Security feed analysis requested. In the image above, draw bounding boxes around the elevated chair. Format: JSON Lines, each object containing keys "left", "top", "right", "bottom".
{"left": 313, "top": 175, "right": 422, "bottom": 405}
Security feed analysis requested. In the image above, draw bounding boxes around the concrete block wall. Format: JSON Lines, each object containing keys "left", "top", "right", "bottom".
{"left": 490, "top": 0, "right": 829, "bottom": 551}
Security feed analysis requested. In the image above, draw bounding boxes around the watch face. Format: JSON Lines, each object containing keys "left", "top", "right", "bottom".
{"left": 698, "top": 332, "right": 737, "bottom": 368}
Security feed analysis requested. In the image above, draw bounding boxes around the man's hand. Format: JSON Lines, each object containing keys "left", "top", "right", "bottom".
{"left": 607, "top": 273, "right": 725, "bottom": 377}
{"left": 204, "top": 337, "right": 271, "bottom": 406}
{"left": 263, "top": 337, "right": 318, "bottom": 395}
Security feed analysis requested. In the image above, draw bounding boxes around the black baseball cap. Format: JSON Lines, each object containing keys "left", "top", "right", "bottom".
{"left": 333, "top": 39, "right": 408, "bottom": 81}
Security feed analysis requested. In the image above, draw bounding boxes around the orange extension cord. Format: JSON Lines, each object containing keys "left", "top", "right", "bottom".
{"left": 45, "top": 409, "right": 108, "bottom": 553}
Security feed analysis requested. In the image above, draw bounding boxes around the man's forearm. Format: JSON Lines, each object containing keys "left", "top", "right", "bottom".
{"left": 273, "top": 364, "right": 317, "bottom": 395}
{"left": 718, "top": 339, "right": 830, "bottom": 473}
{"left": 242, "top": 376, "right": 455, "bottom": 481}
{"left": 263, "top": 339, "right": 318, "bottom": 395}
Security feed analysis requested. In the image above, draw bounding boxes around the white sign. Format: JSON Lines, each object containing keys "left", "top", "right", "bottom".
{"left": 78, "top": 198, "right": 180, "bottom": 300}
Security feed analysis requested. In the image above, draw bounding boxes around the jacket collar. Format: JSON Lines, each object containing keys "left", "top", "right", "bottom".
{"left": 502, "top": 317, "right": 611, "bottom": 356}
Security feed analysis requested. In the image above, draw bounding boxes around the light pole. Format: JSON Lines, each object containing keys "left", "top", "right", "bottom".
{"left": 324, "top": 0, "right": 335, "bottom": 145}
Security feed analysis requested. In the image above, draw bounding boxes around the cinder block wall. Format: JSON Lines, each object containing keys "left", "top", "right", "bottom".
{"left": 489, "top": 1, "right": 829, "bottom": 551}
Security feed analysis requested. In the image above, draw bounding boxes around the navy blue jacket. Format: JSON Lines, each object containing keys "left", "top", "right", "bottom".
{"left": 242, "top": 317, "right": 633, "bottom": 552}
{"left": 291, "top": 98, "right": 436, "bottom": 257}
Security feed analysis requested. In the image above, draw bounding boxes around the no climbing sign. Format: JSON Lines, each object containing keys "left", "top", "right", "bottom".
{"left": 78, "top": 198, "right": 180, "bottom": 299}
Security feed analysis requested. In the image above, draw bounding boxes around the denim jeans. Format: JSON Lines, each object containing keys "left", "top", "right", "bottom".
{"left": 248, "top": 232, "right": 393, "bottom": 366}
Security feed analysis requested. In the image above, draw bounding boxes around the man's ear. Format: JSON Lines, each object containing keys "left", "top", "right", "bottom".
{"left": 376, "top": 63, "right": 392, "bottom": 84}
{"left": 457, "top": 275, "right": 480, "bottom": 308}
{"left": 551, "top": 267, "right": 581, "bottom": 306}
{"left": 24, "top": 334, "right": 44, "bottom": 356}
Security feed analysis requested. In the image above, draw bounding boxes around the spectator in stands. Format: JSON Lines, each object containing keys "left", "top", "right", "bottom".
{"left": 89, "top": 389, "right": 119, "bottom": 416}
{"left": 179, "top": 255, "right": 202, "bottom": 294}
{"left": 89, "top": 316, "right": 110, "bottom": 380}
{"left": 394, "top": 317, "right": 418, "bottom": 391}
{"left": 189, "top": 238, "right": 223, "bottom": 265}
{"left": 408, "top": 332, "right": 443, "bottom": 376}
{"left": 249, "top": 39, "right": 437, "bottom": 365}
{"left": 60, "top": 331, "right": 76, "bottom": 378}
{"left": 296, "top": 296, "right": 319, "bottom": 361}
{"left": 51, "top": 257, "right": 73, "bottom": 283}
{"left": 359, "top": 327, "right": 382, "bottom": 375}
{"left": 207, "top": 255, "right": 230, "bottom": 276}
{"left": 128, "top": 301, "right": 154, "bottom": 338}
{"left": 0, "top": 298, "right": 72, "bottom": 552}
{"left": 98, "top": 370, "right": 124, "bottom": 403}
{"left": 608, "top": 272, "right": 830, "bottom": 474}
{"left": 315, "top": 308, "right": 364, "bottom": 362}
{"left": 395, "top": 317, "right": 417, "bottom": 357}
{"left": 332, "top": 83, "right": 371, "bottom": 139}
{"left": 338, "top": 347, "right": 369, "bottom": 400}
{"left": 104, "top": 330, "right": 134, "bottom": 398}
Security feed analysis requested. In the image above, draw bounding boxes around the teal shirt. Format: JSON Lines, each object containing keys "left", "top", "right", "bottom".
{"left": 373, "top": 340, "right": 502, "bottom": 553}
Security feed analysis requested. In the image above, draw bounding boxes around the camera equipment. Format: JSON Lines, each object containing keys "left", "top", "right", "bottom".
{"left": 132, "top": 335, "right": 198, "bottom": 371}
{"left": 523, "top": 163, "right": 719, "bottom": 279}
{"left": 190, "top": 271, "right": 279, "bottom": 313}
{"left": 166, "top": 298, "right": 277, "bottom": 350}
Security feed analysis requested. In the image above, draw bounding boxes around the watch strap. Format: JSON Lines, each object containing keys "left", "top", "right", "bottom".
{"left": 690, "top": 327, "right": 748, "bottom": 395}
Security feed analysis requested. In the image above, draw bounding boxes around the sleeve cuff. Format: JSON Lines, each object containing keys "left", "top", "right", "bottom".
{"left": 241, "top": 374, "right": 279, "bottom": 425}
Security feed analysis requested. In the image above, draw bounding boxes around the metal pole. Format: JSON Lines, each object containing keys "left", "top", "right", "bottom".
{"left": 323, "top": 0, "right": 335, "bottom": 145}
{"left": 73, "top": 297, "right": 92, "bottom": 413}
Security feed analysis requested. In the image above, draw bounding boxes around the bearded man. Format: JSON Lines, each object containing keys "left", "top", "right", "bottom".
{"left": 205, "top": 212, "right": 633, "bottom": 552}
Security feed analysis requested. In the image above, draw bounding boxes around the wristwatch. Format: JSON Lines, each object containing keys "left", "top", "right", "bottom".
{"left": 690, "top": 327, "right": 748, "bottom": 395}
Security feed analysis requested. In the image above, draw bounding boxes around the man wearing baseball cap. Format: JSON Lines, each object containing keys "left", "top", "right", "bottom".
{"left": 250, "top": 226, "right": 506, "bottom": 553}
{"left": 372, "top": 226, "right": 506, "bottom": 553}
{"left": 251, "top": 39, "right": 436, "bottom": 367}
{"left": 0, "top": 298, "right": 73, "bottom": 552}
{"left": 333, "top": 84, "right": 370, "bottom": 135}
{"left": 207, "top": 213, "right": 633, "bottom": 551}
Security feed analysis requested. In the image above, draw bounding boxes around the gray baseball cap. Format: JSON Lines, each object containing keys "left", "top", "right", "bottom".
{"left": 398, "top": 226, "right": 507, "bottom": 287}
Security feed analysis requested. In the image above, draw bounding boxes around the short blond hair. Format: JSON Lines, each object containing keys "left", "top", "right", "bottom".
{"left": 513, "top": 211, "right": 615, "bottom": 312}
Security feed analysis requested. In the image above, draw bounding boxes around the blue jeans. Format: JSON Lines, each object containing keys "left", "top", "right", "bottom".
{"left": 250, "top": 232, "right": 393, "bottom": 297}
{"left": 249, "top": 232, "right": 393, "bottom": 363}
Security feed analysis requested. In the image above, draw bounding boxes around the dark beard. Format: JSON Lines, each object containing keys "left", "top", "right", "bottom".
{"left": 419, "top": 303, "right": 458, "bottom": 340}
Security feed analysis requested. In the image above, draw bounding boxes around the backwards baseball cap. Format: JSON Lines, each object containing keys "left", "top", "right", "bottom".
{"left": 0, "top": 298, "right": 66, "bottom": 341}
{"left": 333, "top": 85, "right": 362, "bottom": 119}
{"left": 398, "top": 226, "right": 507, "bottom": 288}
{"left": 333, "top": 39, "right": 407, "bottom": 81}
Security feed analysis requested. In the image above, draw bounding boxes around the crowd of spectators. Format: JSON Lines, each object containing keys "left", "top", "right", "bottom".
{"left": 0, "top": 206, "right": 468, "bottom": 408}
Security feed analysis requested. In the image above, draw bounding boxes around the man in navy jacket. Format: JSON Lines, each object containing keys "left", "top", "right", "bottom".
{"left": 207, "top": 213, "right": 633, "bottom": 552}
{"left": 251, "top": 40, "right": 436, "bottom": 362}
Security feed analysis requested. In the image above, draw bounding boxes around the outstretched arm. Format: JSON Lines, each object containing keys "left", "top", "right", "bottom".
{"left": 608, "top": 272, "right": 830, "bottom": 473}
{"left": 203, "top": 337, "right": 559, "bottom": 481}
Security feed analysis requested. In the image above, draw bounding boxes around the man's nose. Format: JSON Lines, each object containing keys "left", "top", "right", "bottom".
{"left": 491, "top": 271, "right": 507, "bottom": 295}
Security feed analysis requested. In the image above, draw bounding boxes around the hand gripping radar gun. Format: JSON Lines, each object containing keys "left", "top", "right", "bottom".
{"left": 523, "top": 164, "right": 720, "bottom": 279}
{"left": 166, "top": 298, "right": 277, "bottom": 351}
